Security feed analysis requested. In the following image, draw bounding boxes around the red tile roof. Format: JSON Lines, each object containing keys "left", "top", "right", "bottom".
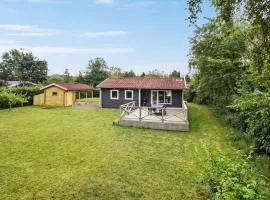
{"left": 97, "top": 77, "right": 185, "bottom": 89}
{"left": 41, "top": 83, "right": 92, "bottom": 91}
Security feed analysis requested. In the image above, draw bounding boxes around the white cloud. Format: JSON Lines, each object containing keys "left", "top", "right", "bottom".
{"left": 80, "top": 31, "right": 127, "bottom": 37}
{"left": 124, "top": 1, "right": 153, "bottom": 8}
{"left": 0, "top": 45, "right": 134, "bottom": 54}
{"left": 0, "top": 24, "right": 35, "bottom": 31}
{"left": 94, "top": 0, "right": 116, "bottom": 5}
{"left": 0, "top": 24, "right": 62, "bottom": 37}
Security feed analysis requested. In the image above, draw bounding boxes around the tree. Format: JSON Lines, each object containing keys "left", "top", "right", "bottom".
{"left": 187, "top": 0, "right": 270, "bottom": 91}
{"left": 141, "top": 72, "right": 146, "bottom": 77}
{"left": 47, "top": 74, "right": 64, "bottom": 84}
{"left": 75, "top": 71, "right": 85, "bottom": 83}
{"left": 169, "top": 70, "right": 180, "bottom": 78}
{"left": 147, "top": 69, "right": 167, "bottom": 78}
{"left": 188, "top": 20, "right": 248, "bottom": 106}
{"left": 123, "top": 70, "right": 136, "bottom": 77}
{"left": 63, "top": 68, "right": 73, "bottom": 83}
{"left": 108, "top": 66, "right": 122, "bottom": 77}
{"left": 85, "top": 57, "right": 109, "bottom": 87}
{"left": 0, "top": 49, "right": 48, "bottom": 83}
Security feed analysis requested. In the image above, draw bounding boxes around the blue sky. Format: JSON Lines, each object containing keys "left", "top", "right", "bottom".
{"left": 0, "top": 0, "right": 215, "bottom": 75}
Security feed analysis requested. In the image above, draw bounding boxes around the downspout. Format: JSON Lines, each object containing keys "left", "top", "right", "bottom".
{"left": 138, "top": 88, "right": 141, "bottom": 107}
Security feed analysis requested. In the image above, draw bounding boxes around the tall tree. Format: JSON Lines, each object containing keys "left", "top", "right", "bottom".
{"left": 169, "top": 70, "right": 181, "bottom": 78}
{"left": 0, "top": 49, "right": 48, "bottom": 83}
{"left": 63, "top": 68, "right": 73, "bottom": 83}
{"left": 75, "top": 71, "right": 85, "bottom": 83}
{"left": 85, "top": 57, "right": 109, "bottom": 87}
{"left": 187, "top": 0, "right": 270, "bottom": 91}
{"left": 189, "top": 20, "right": 248, "bottom": 106}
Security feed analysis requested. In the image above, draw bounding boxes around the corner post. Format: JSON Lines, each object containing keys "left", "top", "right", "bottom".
{"left": 161, "top": 108, "right": 164, "bottom": 123}
{"left": 139, "top": 106, "right": 142, "bottom": 122}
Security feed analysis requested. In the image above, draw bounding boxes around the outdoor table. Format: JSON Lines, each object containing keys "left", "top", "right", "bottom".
{"left": 148, "top": 104, "right": 166, "bottom": 115}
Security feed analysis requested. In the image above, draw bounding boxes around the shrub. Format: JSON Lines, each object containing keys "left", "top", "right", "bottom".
{"left": 200, "top": 152, "right": 267, "bottom": 200}
{"left": 230, "top": 91, "right": 270, "bottom": 154}
{"left": 0, "top": 86, "right": 41, "bottom": 105}
{"left": 0, "top": 91, "right": 27, "bottom": 109}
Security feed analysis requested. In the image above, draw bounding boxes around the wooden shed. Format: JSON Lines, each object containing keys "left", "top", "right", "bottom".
{"left": 33, "top": 83, "right": 92, "bottom": 107}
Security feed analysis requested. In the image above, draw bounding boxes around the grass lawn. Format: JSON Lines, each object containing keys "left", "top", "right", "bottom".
{"left": 0, "top": 104, "right": 269, "bottom": 199}
{"left": 77, "top": 97, "right": 100, "bottom": 103}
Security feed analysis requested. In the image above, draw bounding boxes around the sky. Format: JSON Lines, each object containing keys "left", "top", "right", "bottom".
{"left": 0, "top": 0, "right": 215, "bottom": 75}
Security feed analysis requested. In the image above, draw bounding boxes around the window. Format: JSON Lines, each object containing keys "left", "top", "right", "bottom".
{"left": 125, "top": 90, "right": 133, "bottom": 100}
{"left": 151, "top": 90, "right": 172, "bottom": 105}
{"left": 110, "top": 90, "right": 119, "bottom": 99}
{"left": 165, "top": 90, "right": 172, "bottom": 104}
{"left": 52, "top": 92, "right": 58, "bottom": 96}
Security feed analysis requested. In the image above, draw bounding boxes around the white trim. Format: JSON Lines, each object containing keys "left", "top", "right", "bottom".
{"left": 151, "top": 90, "right": 172, "bottom": 105}
{"left": 41, "top": 83, "right": 67, "bottom": 91}
{"left": 138, "top": 88, "right": 141, "bottom": 107}
{"left": 125, "top": 90, "right": 133, "bottom": 100}
{"left": 99, "top": 89, "right": 102, "bottom": 107}
{"left": 110, "top": 89, "right": 119, "bottom": 100}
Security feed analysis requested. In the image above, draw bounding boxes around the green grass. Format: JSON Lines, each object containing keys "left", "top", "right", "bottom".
{"left": 77, "top": 97, "right": 100, "bottom": 103}
{"left": 0, "top": 104, "right": 269, "bottom": 199}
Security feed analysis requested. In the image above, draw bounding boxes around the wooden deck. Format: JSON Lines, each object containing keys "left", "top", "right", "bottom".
{"left": 114, "top": 102, "right": 189, "bottom": 131}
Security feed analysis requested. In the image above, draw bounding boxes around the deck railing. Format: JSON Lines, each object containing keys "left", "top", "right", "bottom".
{"left": 120, "top": 101, "right": 136, "bottom": 118}
{"left": 119, "top": 102, "right": 188, "bottom": 123}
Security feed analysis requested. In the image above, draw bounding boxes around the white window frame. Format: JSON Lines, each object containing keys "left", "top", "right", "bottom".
{"left": 151, "top": 90, "right": 172, "bottom": 105}
{"left": 110, "top": 90, "right": 119, "bottom": 100}
{"left": 125, "top": 90, "right": 133, "bottom": 100}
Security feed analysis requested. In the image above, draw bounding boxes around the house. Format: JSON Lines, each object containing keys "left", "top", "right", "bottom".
{"left": 96, "top": 77, "right": 186, "bottom": 108}
{"left": 33, "top": 83, "right": 92, "bottom": 107}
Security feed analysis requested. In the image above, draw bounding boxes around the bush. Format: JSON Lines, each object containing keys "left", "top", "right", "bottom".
{"left": 0, "top": 91, "right": 27, "bottom": 109}
{"left": 230, "top": 91, "right": 270, "bottom": 154}
{"left": 200, "top": 152, "right": 267, "bottom": 200}
{"left": 0, "top": 86, "right": 41, "bottom": 105}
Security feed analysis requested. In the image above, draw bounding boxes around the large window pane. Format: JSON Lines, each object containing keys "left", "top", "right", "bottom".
{"left": 158, "top": 91, "right": 165, "bottom": 104}
{"left": 152, "top": 91, "right": 158, "bottom": 105}
{"left": 165, "top": 90, "right": 172, "bottom": 103}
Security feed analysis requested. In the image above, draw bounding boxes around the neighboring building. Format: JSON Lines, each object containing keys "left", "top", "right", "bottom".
{"left": 5, "top": 81, "right": 36, "bottom": 87}
{"left": 33, "top": 83, "right": 92, "bottom": 107}
{"left": 96, "top": 77, "right": 186, "bottom": 108}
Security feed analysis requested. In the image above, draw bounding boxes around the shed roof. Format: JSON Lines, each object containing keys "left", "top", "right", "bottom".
{"left": 96, "top": 77, "right": 185, "bottom": 89}
{"left": 41, "top": 83, "right": 92, "bottom": 91}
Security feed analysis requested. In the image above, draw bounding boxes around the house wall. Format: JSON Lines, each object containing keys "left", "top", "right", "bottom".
{"left": 101, "top": 89, "right": 139, "bottom": 108}
{"left": 101, "top": 88, "right": 183, "bottom": 108}
{"left": 171, "top": 90, "right": 183, "bottom": 107}
{"left": 44, "top": 86, "right": 65, "bottom": 106}
{"left": 33, "top": 93, "right": 44, "bottom": 106}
